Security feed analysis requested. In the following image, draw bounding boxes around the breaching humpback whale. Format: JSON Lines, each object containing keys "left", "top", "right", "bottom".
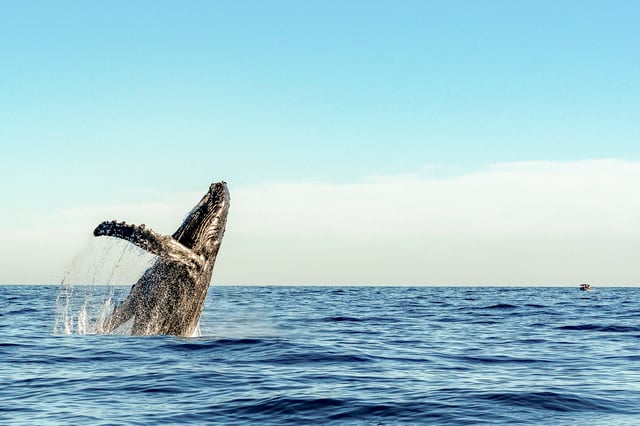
{"left": 94, "top": 182, "right": 230, "bottom": 337}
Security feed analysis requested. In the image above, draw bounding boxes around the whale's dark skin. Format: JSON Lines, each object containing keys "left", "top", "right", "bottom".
{"left": 94, "top": 182, "right": 230, "bottom": 337}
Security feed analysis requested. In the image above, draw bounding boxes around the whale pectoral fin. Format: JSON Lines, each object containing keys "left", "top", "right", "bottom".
{"left": 94, "top": 221, "right": 204, "bottom": 269}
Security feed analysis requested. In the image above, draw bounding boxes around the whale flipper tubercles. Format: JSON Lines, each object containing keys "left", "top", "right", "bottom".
{"left": 94, "top": 221, "right": 204, "bottom": 270}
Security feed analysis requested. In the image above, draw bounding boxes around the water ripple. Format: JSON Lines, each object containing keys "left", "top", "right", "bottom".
{"left": 2, "top": 285, "right": 639, "bottom": 424}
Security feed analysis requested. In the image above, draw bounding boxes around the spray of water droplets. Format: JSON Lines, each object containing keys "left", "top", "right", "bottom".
{"left": 53, "top": 238, "right": 156, "bottom": 335}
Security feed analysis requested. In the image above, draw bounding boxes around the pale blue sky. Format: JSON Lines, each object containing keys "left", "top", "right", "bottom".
{"left": 1, "top": 1, "right": 639, "bottom": 284}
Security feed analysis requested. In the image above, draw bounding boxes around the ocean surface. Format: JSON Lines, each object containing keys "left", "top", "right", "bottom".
{"left": 1, "top": 285, "right": 639, "bottom": 425}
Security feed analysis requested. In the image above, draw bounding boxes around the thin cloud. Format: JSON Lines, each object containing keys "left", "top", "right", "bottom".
{"left": 222, "top": 159, "right": 640, "bottom": 284}
{"left": 3, "top": 160, "right": 639, "bottom": 285}
{"left": 231, "top": 159, "right": 640, "bottom": 238}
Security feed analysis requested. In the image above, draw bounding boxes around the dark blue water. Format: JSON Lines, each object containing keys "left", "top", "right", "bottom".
{"left": 1, "top": 285, "right": 639, "bottom": 424}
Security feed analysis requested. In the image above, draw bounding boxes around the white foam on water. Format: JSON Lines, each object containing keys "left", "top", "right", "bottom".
{"left": 53, "top": 238, "right": 156, "bottom": 335}
{"left": 190, "top": 321, "right": 201, "bottom": 338}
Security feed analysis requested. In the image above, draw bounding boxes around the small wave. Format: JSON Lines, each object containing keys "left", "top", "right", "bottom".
{"left": 603, "top": 354, "right": 640, "bottom": 362}
{"left": 466, "top": 320, "right": 500, "bottom": 325}
{"left": 483, "top": 304, "right": 518, "bottom": 309}
{"left": 444, "top": 354, "right": 550, "bottom": 364}
{"left": 320, "top": 315, "right": 401, "bottom": 323}
{"left": 235, "top": 396, "right": 347, "bottom": 417}
{"left": 518, "top": 338, "right": 547, "bottom": 344}
{"left": 138, "top": 385, "right": 185, "bottom": 394}
{"left": 433, "top": 315, "right": 469, "bottom": 324}
{"left": 225, "top": 396, "right": 458, "bottom": 423}
{"left": 6, "top": 307, "right": 39, "bottom": 315}
{"left": 267, "top": 352, "right": 374, "bottom": 365}
{"left": 324, "top": 316, "right": 363, "bottom": 322}
{"left": 0, "top": 342, "right": 24, "bottom": 348}
{"left": 164, "top": 338, "right": 268, "bottom": 352}
{"left": 558, "top": 324, "right": 640, "bottom": 333}
{"left": 482, "top": 391, "right": 626, "bottom": 413}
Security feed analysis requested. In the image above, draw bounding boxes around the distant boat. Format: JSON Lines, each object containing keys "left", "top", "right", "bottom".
{"left": 579, "top": 283, "right": 592, "bottom": 291}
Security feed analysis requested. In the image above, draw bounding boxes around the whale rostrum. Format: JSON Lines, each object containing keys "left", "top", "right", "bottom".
{"left": 94, "top": 182, "right": 230, "bottom": 337}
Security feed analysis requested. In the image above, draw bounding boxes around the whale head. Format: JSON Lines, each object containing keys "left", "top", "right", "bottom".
{"left": 172, "top": 181, "right": 230, "bottom": 260}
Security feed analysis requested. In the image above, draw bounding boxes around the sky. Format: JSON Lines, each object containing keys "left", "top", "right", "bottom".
{"left": 1, "top": 1, "right": 639, "bottom": 285}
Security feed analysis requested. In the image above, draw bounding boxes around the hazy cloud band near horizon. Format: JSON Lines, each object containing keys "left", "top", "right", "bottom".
{"left": 3, "top": 159, "right": 639, "bottom": 285}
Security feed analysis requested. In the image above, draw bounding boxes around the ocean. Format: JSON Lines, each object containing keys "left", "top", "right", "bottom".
{"left": 1, "top": 285, "right": 639, "bottom": 425}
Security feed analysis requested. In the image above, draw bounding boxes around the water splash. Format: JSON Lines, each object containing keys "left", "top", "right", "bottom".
{"left": 53, "top": 238, "right": 156, "bottom": 335}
